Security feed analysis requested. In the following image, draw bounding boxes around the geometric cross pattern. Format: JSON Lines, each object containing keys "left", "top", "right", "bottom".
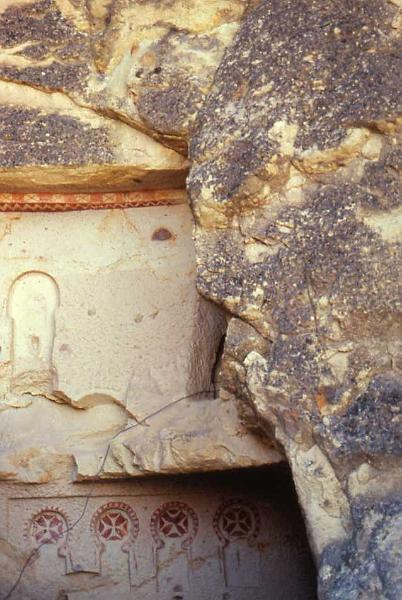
{"left": 30, "top": 510, "right": 67, "bottom": 545}
{"left": 97, "top": 510, "right": 129, "bottom": 541}
{"left": 27, "top": 499, "right": 260, "bottom": 549}
{"left": 159, "top": 507, "right": 189, "bottom": 538}
{"left": 91, "top": 502, "right": 139, "bottom": 545}
{"left": 150, "top": 502, "right": 198, "bottom": 549}
{"left": 213, "top": 499, "right": 260, "bottom": 545}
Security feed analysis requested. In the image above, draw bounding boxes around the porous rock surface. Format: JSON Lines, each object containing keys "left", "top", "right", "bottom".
{"left": 0, "top": 1, "right": 401, "bottom": 598}
{"left": 188, "top": 0, "right": 402, "bottom": 598}
{"left": 0, "top": 0, "right": 246, "bottom": 187}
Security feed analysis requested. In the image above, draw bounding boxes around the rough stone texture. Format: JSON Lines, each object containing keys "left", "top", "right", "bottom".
{"left": 319, "top": 498, "right": 402, "bottom": 600}
{"left": 128, "top": 20, "right": 240, "bottom": 145}
{"left": 0, "top": 0, "right": 401, "bottom": 598}
{"left": 188, "top": 0, "right": 402, "bottom": 598}
{"left": 92, "top": 394, "right": 281, "bottom": 479}
{"left": 0, "top": 0, "right": 92, "bottom": 99}
{"left": 0, "top": 0, "right": 246, "bottom": 154}
{"left": 89, "top": 0, "right": 246, "bottom": 151}
{"left": 0, "top": 80, "right": 188, "bottom": 192}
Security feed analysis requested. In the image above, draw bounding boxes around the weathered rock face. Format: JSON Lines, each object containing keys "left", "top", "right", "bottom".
{"left": 0, "top": 193, "right": 285, "bottom": 599}
{"left": 0, "top": 0, "right": 246, "bottom": 158}
{"left": 0, "top": 0, "right": 246, "bottom": 190}
{"left": 0, "top": 79, "right": 188, "bottom": 192}
{"left": 0, "top": 0, "right": 401, "bottom": 598}
{"left": 188, "top": 0, "right": 402, "bottom": 598}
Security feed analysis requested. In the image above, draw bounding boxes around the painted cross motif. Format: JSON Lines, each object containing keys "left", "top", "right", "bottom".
{"left": 97, "top": 510, "right": 129, "bottom": 541}
{"left": 150, "top": 501, "right": 199, "bottom": 596}
{"left": 214, "top": 499, "right": 262, "bottom": 589}
{"left": 92, "top": 502, "right": 139, "bottom": 544}
{"left": 221, "top": 505, "right": 254, "bottom": 539}
{"left": 151, "top": 501, "right": 198, "bottom": 549}
{"left": 214, "top": 499, "right": 260, "bottom": 545}
{"left": 30, "top": 510, "right": 67, "bottom": 545}
{"left": 90, "top": 502, "right": 140, "bottom": 586}
{"left": 159, "top": 506, "right": 190, "bottom": 538}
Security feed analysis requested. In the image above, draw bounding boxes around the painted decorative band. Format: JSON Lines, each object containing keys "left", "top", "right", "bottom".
{"left": 0, "top": 190, "right": 186, "bottom": 212}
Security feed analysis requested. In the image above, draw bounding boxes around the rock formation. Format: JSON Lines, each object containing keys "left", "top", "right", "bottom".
{"left": 188, "top": 1, "right": 402, "bottom": 598}
{"left": 0, "top": 1, "right": 401, "bottom": 599}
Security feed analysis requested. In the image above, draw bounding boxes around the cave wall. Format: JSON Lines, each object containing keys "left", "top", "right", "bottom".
{"left": 0, "top": 1, "right": 401, "bottom": 599}
{"left": 0, "top": 469, "right": 316, "bottom": 600}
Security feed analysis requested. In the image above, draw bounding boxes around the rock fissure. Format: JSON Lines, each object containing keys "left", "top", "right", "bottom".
{"left": 0, "top": 0, "right": 401, "bottom": 598}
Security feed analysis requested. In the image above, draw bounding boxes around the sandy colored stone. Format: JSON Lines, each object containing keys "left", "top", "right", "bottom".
{"left": 0, "top": 203, "right": 215, "bottom": 478}
{"left": 0, "top": 204, "right": 218, "bottom": 414}
{"left": 88, "top": 396, "right": 282, "bottom": 479}
{"left": 0, "top": 200, "right": 282, "bottom": 483}
{"left": 0, "top": 1, "right": 401, "bottom": 598}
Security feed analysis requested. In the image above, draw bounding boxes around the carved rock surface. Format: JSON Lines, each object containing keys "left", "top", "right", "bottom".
{"left": 0, "top": 196, "right": 281, "bottom": 485}
{"left": 188, "top": 0, "right": 402, "bottom": 598}
{"left": 96, "top": 396, "right": 282, "bottom": 479}
{"left": 0, "top": 472, "right": 316, "bottom": 600}
{"left": 0, "top": 201, "right": 261, "bottom": 482}
{"left": 0, "top": 0, "right": 401, "bottom": 598}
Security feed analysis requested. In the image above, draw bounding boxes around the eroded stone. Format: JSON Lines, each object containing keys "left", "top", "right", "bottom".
{"left": 188, "top": 1, "right": 402, "bottom": 598}
{"left": 0, "top": 0, "right": 246, "bottom": 151}
{"left": 0, "top": 81, "right": 188, "bottom": 192}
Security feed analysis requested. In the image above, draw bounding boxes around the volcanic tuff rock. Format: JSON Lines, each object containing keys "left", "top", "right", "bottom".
{"left": 188, "top": 0, "right": 402, "bottom": 598}
{"left": 0, "top": 0, "right": 246, "bottom": 178}
{"left": 0, "top": 81, "right": 188, "bottom": 191}
{"left": 0, "top": 1, "right": 401, "bottom": 598}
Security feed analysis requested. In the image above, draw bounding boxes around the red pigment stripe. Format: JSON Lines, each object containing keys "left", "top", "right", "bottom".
{"left": 0, "top": 191, "right": 185, "bottom": 211}
{"left": 0, "top": 199, "right": 179, "bottom": 212}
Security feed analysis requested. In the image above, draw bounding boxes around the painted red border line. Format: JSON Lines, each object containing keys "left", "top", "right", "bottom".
{"left": 0, "top": 191, "right": 186, "bottom": 212}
